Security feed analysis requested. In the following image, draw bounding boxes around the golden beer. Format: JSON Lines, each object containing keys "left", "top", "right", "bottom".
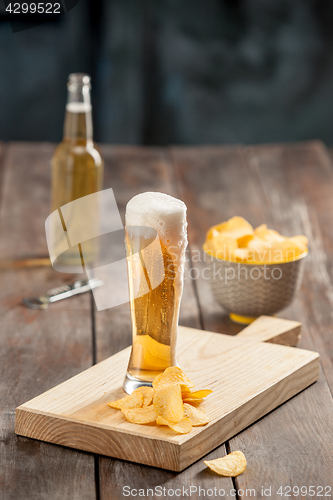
{"left": 124, "top": 192, "right": 187, "bottom": 393}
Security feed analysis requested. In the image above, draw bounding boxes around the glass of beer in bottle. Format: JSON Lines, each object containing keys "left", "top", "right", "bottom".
{"left": 50, "top": 73, "right": 103, "bottom": 269}
{"left": 123, "top": 192, "right": 188, "bottom": 393}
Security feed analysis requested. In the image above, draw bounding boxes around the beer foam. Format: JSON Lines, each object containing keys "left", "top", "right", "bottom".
{"left": 125, "top": 192, "right": 187, "bottom": 251}
{"left": 66, "top": 102, "right": 92, "bottom": 113}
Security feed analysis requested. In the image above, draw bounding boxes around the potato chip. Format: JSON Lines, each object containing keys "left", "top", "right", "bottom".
{"left": 203, "top": 234, "right": 238, "bottom": 261}
{"left": 108, "top": 390, "right": 144, "bottom": 410}
{"left": 156, "top": 416, "right": 193, "bottom": 434}
{"left": 180, "top": 385, "right": 208, "bottom": 401}
{"left": 253, "top": 225, "right": 307, "bottom": 262}
{"left": 181, "top": 388, "right": 212, "bottom": 404}
{"left": 206, "top": 217, "right": 254, "bottom": 248}
{"left": 276, "top": 239, "right": 303, "bottom": 262}
{"left": 189, "top": 389, "right": 213, "bottom": 398}
{"left": 183, "top": 403, "right": 210, "bottom": 426}
{"left": 153, "top": 366, "right": 195, "bottom": 390}
{"left": 180, "top": 391, "right": 191, "bottom": 400}
{"left": 204, "top": 451, "right": 247, "bottom": 477}
{"left": 182, "top": 397, "right": 204, "bottom": 406}
{"left": 136, "top": 386, "right": 154, "bottom": 407}
{"left": 290, "top": 234, "right": 308, "bottom": 246}
{"left": 246, "top": 234, "right": 267, "bottom": 249}
{"left": 254, "top": 224, "right": 284, "bottom": 242}
{"left": 180, "top": 384, "right": 192, "bottom": 394}
{"left": 250, "top": 238, "right": 300, "bottom": 263}
{"left": 153, "top": 383, "right": 184, "bottom": 423}
{"left": 289, "top": 235, "right": 308, "bottom": 254}
{"left": 246, "top": 236, "right": 272, "bottom": 263}
{"left": 108, "top": 367, "right": 214, "bottom": 434}
{"left": 204, "top": 216, "right": 308, "bottom": 264}
{"left": 234, "top": 247, "right": 250, "bottom": 261}
{"left": 223, "top": 217, "right": 254, "bottom": 248}
{"left": 122, "top": 406, "right": 157, "bottom": 424}
{"left": 181, "top": 394, "right": 198, "bottom": 401}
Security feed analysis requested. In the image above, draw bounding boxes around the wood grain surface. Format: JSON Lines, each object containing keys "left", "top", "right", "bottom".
{"left": 1, "top": 142, "right": 333, "bottom": 499}
{"left": 15, "top": 323, "right": 319, "bottom": 471}
{"left": 172, "top": 142, "right": 333, "bottom": 496}
{"left": 237, "top": 315, "right": 302, "bottom": 346}
{"left": 0, "top": 143, "right": 95, "bottom": 500}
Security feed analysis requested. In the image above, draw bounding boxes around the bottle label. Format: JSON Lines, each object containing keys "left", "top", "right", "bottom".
{"left": 66, "top": 102, "right": 92, "bottom": 113}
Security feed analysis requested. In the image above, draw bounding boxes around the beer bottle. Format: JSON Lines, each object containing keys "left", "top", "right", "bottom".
{"left": 51, "top": 73, "right": 103, "bottom": 267}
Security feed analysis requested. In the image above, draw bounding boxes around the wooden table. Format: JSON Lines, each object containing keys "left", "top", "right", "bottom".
{"left": 1, "top": 142, "right": 332, "bottom": 499}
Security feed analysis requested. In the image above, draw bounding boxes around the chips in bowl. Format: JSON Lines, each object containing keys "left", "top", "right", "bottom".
{"left": 203, "top": 216, "right": 308, "bottom": 264}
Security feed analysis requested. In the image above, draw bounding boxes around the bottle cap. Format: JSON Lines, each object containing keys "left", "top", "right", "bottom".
{"left": 68, "top": 73, "right": 91, "bottom": 89}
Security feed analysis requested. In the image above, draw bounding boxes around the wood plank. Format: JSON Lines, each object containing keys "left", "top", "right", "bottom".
{"left": 0, "top": 143, "right": 96, "bottom": 499}
{"left": 95, "top": 146, "right": 232, "bottom": 495}
{"left": 0, "top": 143, "right": 54, "bottom": 258}
{"left": 246, "top": 141, "right": 333, "bottom": 391}
{"left": 172, "top": 144, "right": 333, "bottom": 493}
{"left": 6, "top": 142, "right": 331, "bottom": 495}
{"left": 237, "top": 315, "right": 301, "bottom": 346}
{"left": 15, "top": 325, "right": 319, "bottom": 472}
{"left": 230, "top": 293, "right": 333, "bottom": 494}
{"left": 226, "top": 141, "right": 333, "bottom": 494}
{"left": 97, "top": 449, "right": 230, "bottom": 500}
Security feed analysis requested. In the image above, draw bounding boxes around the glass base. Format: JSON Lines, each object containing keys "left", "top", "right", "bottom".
{"left": 123, "top": 372, "right": 153, "bottom": 395}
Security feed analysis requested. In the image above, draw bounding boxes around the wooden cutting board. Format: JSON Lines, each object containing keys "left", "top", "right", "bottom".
{"left": 15, "top": 316, "right": 319, "bottom": 472}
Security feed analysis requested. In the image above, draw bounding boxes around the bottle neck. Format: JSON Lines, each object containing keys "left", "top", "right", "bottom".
{"left": 63, "top": 81, "right": 93, "bottom": 144}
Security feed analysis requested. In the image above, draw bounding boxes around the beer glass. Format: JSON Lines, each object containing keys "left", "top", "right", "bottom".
{"left": 123, "top": 192, "right": 188, "bottom": 394}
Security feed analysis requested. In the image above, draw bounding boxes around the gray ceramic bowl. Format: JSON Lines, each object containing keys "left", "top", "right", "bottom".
{"left": 205, "top": 252, "right": 307, "bottom": 324}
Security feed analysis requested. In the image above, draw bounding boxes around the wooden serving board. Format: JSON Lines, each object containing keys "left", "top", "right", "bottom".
{"left": 15, "top": 317, "right": 319, "bottom": 472}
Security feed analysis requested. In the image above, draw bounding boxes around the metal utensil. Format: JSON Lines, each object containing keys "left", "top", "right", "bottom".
{"left": 22, "top": 278, "right": 103, "bottom": 310}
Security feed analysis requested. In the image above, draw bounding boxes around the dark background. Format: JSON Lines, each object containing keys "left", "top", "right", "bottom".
{"left": 1, "top": 0, "right": 333, "bottom": 145}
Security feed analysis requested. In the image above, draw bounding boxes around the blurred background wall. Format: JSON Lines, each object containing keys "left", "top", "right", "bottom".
{"left": 1, "top": 0, "right": 333, "bottom": 145}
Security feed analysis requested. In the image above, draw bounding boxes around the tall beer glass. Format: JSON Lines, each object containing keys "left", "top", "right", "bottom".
{"left": 123, "top": 192, "right": 188, "bottom": 393}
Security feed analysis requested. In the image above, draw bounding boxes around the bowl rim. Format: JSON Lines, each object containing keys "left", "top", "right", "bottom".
{"left": 203, "top": 250, "right": 308, "bottom": 266}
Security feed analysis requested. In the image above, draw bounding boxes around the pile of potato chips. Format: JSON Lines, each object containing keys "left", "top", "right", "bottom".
{"left": 108, "top": 366, "right": 247, "bottom": 477}
{"left": 108, "top": 367, "right": 212, "bottom": 434}
{"left": 203, "top": 216, "right": 308, "bottom": 264}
